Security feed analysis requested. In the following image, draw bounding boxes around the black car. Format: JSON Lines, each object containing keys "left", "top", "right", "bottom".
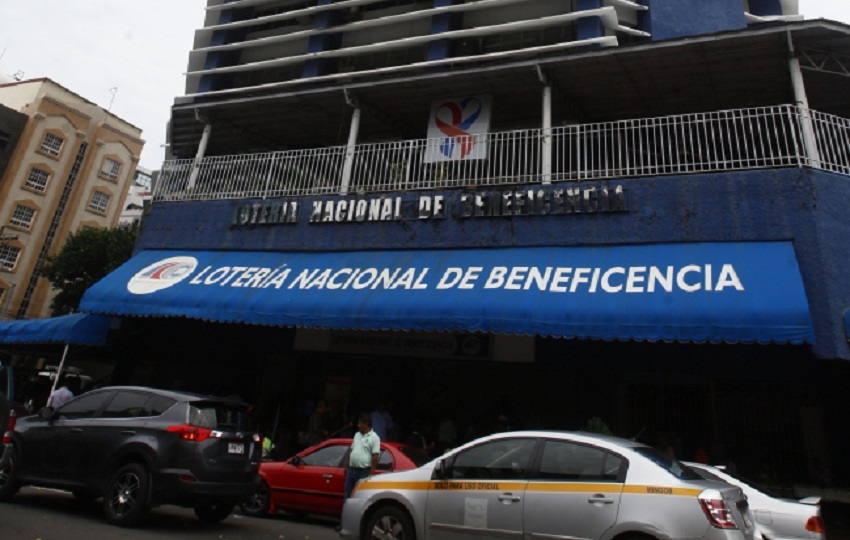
{"left": 0, "top": 385, "right": 261, "bottom": 526}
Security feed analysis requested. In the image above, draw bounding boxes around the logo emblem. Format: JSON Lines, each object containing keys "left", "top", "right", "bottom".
{"left": 127, "top": 256, "right": 198, "bottom": 295}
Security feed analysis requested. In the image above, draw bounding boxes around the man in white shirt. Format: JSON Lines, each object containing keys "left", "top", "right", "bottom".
{"left": 46, "top": 375, "right": 79, "bottom": 409}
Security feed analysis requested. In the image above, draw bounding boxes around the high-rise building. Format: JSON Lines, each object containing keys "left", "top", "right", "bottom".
{"left": 25, "top": 1, "right": 850, "bottom": 481}
{"left": 0, "top": 78, "right": 144, "bottom": 320}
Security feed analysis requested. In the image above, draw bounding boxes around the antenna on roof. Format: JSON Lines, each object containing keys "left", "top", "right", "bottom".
{"left": 108, "top": 87, "right": 118, "bottom": 111}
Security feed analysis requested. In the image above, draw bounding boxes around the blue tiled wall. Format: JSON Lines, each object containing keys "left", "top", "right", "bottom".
{"left": 137, "top": 169, "right": 850, "bottom": 360}
{"left": 639, "top": 0, "right": 747, "bottom": 41}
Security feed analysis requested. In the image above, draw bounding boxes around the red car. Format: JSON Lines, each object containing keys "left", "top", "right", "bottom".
{"left": 240, "top": 438, "right": 431, "bottom": 518}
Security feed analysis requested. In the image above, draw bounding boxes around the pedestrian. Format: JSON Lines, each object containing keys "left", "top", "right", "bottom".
{"left": 370, "top": 400, "right": 394, "bottom": 441}
{"left": 0, "top": 390, "right": 8, "bottom": 468}
{"left": 344, "top": 413, "right": 381, "bottom": 500}
{"left": 405, "top": 419, "right": 434, "bottom": 455}
{"left": 46, "top": 375, "right": 79, "bottom": 409}
{"left": 437, "top": 416, "right": 458, "bottom": 455}
{"left": 307, "top": 399, "right": 329, "bottom": 446}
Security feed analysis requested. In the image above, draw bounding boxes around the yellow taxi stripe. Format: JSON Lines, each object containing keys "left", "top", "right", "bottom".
{"left": 355, "top": 479, "right": 702, "bottom": 497}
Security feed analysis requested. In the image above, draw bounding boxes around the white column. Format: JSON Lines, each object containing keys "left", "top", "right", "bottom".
{"left": 788, "top": 35, "right": 821, "bottom": 168}
{"left": 541, "top": 84, "right": 553, "bottom": 184}
{"left": 187, "top": 123, "right": 213, "bottom": 190}
{"left": 340, "top": 107, "right": 361, "bottom": 195}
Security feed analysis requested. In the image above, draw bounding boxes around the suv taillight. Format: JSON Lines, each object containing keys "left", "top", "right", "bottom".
{"left": 167, "top": 424, "right": 213, "bottom": 442}
{"left": 806, "top": 515, "right": 825, "bottom": 533}
{"left": 2, "top": 410, "right": 15, "bottom": 444}
{"left": 698, "top": 490, "right": 738, "bottom": 529}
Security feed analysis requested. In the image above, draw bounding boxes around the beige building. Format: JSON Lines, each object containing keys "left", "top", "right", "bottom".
{"left": 0, "top": 78, "right": 144, "bottom": 320}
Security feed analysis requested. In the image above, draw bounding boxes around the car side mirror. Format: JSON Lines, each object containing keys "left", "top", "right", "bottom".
{"left": 40, "top": 406, "right": 56, "bottom": 420}
{"left": 434, "top": 458, "right": 448, "bottom": 480}
{"left": 290, "top": 455, "right": 303, "bottom": 466}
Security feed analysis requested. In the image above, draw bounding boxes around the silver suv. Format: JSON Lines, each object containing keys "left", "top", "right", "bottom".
{"left": 340, "top": 430, "right": 755, "bottom": 540}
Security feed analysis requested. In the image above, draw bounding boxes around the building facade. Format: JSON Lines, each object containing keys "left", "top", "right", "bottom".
{"left": 0, "top": 79, "right": 144, "bottom": 320}
{"left": 70, "top": 1, "right": 850, "bottom": 487}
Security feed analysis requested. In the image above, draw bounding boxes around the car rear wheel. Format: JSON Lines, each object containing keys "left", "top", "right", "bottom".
{"left": 366, "top": 506, "right": 415, "bottom": 540}
{"left": 195, "top": 502, "right": 234, "bottom": 523}
{"left": 0, "top": 447, "right": 20, "bottom": 500}
{"left": 103, "top": 463, "right": 150, "bottom": 527}
{"left": 240, "top": 481, "right": 271, "bottom": 517}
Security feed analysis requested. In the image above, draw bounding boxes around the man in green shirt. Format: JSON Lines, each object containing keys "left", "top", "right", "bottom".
{"left": 344, "top": 413, "right": 381, "bottom": 499}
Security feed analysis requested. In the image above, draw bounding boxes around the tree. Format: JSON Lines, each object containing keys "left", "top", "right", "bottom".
{"left": 41, "top": 224, "right": 138, "bottom": 316}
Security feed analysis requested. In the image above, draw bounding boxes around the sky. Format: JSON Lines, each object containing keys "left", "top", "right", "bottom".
{"left": 0, "top": 0, "right": 848, "bottom": 172}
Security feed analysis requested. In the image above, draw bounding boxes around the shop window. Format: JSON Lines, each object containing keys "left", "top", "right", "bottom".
{"left": 25, "top": 167, "right": 50, "bottom": 192}
{"left": 100, "top": 157, "right": 121, "bottom": 181}
{"left": 88, "top": 191, "right": 110, "bottom": 214}
{"left": 9, "top": 205, "right": 36, "bottom": 230}
{"left": 0, "top": 245, "right": 21, "bottom": 271}
{"left": 40, "top": 132, "right": 64, "bottom": 157}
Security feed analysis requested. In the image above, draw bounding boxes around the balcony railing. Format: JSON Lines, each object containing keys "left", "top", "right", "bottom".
{"left": 153, "top": 105, "right": 850, "bottom": 202}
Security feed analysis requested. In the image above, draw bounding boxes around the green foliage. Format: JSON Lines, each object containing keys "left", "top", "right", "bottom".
{"left": 582, "top": 416, "right": 613, "bottom": 436}
{"left": 40, "top": 224, "right": 138, "bottom": 316}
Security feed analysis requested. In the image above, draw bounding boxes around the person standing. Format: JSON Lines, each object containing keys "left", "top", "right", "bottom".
{"left": 370, "top": 400, "right": 394, "bottom": 441}
{"left": 344, "top": 413, "right": 381, "bottom": 499}
{"left": 46, "top": 375, "right": 79, "bottom": 409}
{"left": 0, "top": 390, "right": 9, "bottom": 468}
{"left": 307, "top": 399, "right": 329, "bottom": 446}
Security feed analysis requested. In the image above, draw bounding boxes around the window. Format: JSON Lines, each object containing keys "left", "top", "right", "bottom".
{"left": 88, "top": 191, "right": 110, "bottom": 213}
{"left": 536, "top": 440, "right": 624, "bottom": 482}
{"left": 0, "top": 245, "right": 20, "bottom": 271}
{"left": 448, "top": 438, "right": 537, "bottom": 479}
{"left": 301, "top": 444, "right": 349, "bottom": 467}
{"left": 40, "top": 132, "right": 63, "bottom": 156}
{"left": 101, "top": 158, "right": 121, "bottom": 181}
{"left": 9, "top": 205, "right": 36, "bottom": 229}
{"left": 102, "top": 391, "right": 152, "bottom": 418}
{"left": 57, "top": 391, "right": 113, "bottom": 420}
{"left": 376, "top": 449, "right": 395, "bottom": 471}
{"left": 25, "top": 168, "right": 50, "bottom": 192}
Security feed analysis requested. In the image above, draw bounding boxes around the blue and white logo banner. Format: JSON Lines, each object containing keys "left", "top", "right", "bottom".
{"left": 80, "top": 242, "right": 813, "bottom": 344}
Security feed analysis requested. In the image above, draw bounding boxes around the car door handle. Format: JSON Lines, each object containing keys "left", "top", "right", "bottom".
{"left": 70, "top": 428, "right": 84, "bottom": 433}
{"left": 588, "top": 495, "right": 614, "bottom": 504}
{"left": 498, "top": 493, "right": 521, "bottom": 503}
{"left": 323, "top": 474, "right": 333, "bottom": 479}
{"left": 121, "top": 430, "right": 135, "bottom": 436}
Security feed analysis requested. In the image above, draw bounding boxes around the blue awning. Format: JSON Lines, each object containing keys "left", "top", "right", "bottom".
{"left": 79, "top": 242, "right": 814, "bottom": 344}
{"left": 0, "top": 313, "right": 112, "bottom": 346}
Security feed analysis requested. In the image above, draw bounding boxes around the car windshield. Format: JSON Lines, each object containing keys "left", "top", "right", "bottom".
{"left": 632, "top": 447, "right": 702, "bottom": 480}
{"left": 399, "top": 446, "right": 432, "bottom": 467}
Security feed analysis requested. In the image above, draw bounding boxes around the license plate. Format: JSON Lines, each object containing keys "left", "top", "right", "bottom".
{"left": 228, "top": 442, "right": 245, "bottom": 454}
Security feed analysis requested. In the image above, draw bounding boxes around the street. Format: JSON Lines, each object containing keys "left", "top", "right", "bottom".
{"left": 1, "top": 487, "right": 342, "bottom": 540}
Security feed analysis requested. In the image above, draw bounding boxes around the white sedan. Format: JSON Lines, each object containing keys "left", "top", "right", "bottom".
{"left": 340, "top": 430, "right": 756, "bottom": 540}
{"left": 685, "top": 461, "right": 824, "bottom": 540}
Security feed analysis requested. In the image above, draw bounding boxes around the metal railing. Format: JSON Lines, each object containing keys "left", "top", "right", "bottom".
{"left": 153, "top": 105, "right": 850, "bottom": 202}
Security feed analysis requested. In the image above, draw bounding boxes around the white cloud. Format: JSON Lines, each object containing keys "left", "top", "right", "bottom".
{"left": 0, "top": 0, "right": 207, "bottom": 171}
{"left": 0, "top": 0, "right": 847, "bottom": 172}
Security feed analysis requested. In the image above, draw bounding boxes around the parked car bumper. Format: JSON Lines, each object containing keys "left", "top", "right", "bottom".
{"left": 154, "top": 469, "right": 262, "bottom": 505}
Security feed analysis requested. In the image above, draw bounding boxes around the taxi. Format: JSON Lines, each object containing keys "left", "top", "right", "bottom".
{"left": 339, "top": 430, "right": 755, "bottom": 540}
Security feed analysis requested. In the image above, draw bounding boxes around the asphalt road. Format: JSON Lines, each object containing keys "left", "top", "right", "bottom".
{"left": 1, "top": 487, "right": 342, "bottom": 540}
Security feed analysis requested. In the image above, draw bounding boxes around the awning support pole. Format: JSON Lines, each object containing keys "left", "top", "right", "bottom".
{"left": 787, "top": 31, "right": 821, "bottom": 169}
{"left": 340, "top": 89, "right": 361, "bottom": 196}
{"left": 50, "top": 344, "right": 70, "bottom": 397}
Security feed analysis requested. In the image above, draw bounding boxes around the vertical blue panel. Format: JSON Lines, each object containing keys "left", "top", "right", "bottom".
{"left": 639, "top": 0, "right": 747, "bottom": 41}
{"left": 303, "top": 0, "right": 342, "bottom": 78}
{"left": 577, "top": 0, "right": 604, "bottom": 41}
{"left": 427, "top": 0, "right": 461, "bottom": 61}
